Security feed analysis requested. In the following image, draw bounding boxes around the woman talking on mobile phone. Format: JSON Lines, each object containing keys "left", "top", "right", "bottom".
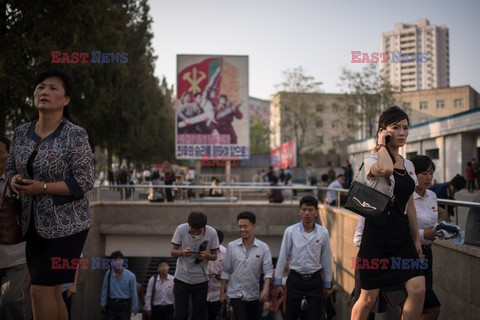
{"left": 351, "top": 106, "right": 425, "bottom": 320}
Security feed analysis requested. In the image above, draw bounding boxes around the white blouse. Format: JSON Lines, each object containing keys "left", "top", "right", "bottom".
{"left": 413, "top": 189, "right": 438, "bottom": 245}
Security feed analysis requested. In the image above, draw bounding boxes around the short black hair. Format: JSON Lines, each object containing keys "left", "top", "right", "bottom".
{"left": 237, "top": 211, "right": 256, "bottom": 224}
{"left": 157, "top": 259, "right": 169, "bottom": 267}
{"left": 337, "top": 174, "right": 345, "bottom": 179}
{"left": 110, "top": 250, "right": 124, "bottom": 259}
{"left": 188, "top": 212, "right": 207, "bottom": 229}
{"left": 215, "top": 229, "right": 224, "bottom": 244}
{"left": 0, "top": 136, "right": 11, "bottom": 152}
{"left": 34, "top": 68, "right": 73, "bottom": 98}
{"left": 410, "top": 155, "right": 436, "bottom": 174}
{"left": 299, "top": 195, "right": 318, "bottom": 208}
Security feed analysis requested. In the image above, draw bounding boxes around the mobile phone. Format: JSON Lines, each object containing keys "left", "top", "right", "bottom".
{"left": 15, "top": 180, "right": 28, "bottom": 186}
{"left": 385, "top": 135, "right": 391, "bottom": 144}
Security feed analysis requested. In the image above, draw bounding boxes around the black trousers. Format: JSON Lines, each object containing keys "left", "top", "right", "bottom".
{"left": 206, "top": 301, "right": 222, "bottom": 320}
{"left": 230, "top": 299, "right": 260, "bottom": 320}
{"left": 173, "top": 278, "right": 208, "bottom": 320}
{"left": 152, "top": 304, "right": 174, "bottom": 320}
{"left": 285, "top": 270, "right": 325, "bottom": 320}
{"left": 107, "top": 299, "right": 131, "bottom": 320}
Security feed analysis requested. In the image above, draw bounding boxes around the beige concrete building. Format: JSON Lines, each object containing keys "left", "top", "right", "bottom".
{"left": 395, "top": 85, "right": 480, "bottom": 125}
{"left": 270, "top": 92, "right": 356, "bottom": 165}
{"left": 381, "top": 19, "right": 449, "bottom": 91}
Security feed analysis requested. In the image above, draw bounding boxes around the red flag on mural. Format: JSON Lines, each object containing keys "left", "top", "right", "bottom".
{"left": 177, "top": 58, "right": 222, "bottom": 99}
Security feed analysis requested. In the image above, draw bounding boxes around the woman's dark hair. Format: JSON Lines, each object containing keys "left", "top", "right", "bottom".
{"left": 237, "top": 211, "right": 256, "bottom": 224}
{"left": 30, "top": 68, "right": 94, "bottom": 152}
{"left": 410, "top": 155, "right": 436, "bottom": 175}
{"left": 375, "top": 106, "right": 410, "bottom": 164}
{"left": 188, "top": 212, "right": 207, "bottom": 229}
{"left": 30, "top": 68, "right": 79, "bottom": 125}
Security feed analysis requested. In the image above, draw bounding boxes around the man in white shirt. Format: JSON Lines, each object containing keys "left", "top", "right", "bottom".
{"left": 220, "top": 211, "right": 273, "bottom": 320}
{"left": 144, "top": 260, "right": 175, "bottom": 320}
{"left": 171, "top": 212, "right": 219, "bottom": 320}
{"left": 0, "top": 136, "right": 29, "bottom": 320}
{"left": 274, "top": 196, "right": 332, "bottom": 320}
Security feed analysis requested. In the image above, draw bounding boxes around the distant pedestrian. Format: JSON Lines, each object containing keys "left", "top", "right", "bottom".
{"left": 144, "top": 260, "right": 174, "bottom": 320}
{"left": 466, "top": 161, "right": 475, "bottom": 193}
{"left": 327, "top": 161, "right": 336, "bottom": 184}
{"left": 342, "top": 160, "right": 353, "bottom": 188}
{"left": 100, "top": 251, "right": 139, "bottom": 320}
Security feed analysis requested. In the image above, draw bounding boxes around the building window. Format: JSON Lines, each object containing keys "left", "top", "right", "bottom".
{"left": 332, "top": 121, "right": 338, "bottom": 129}
{"left": 436, "top": 100, "right": 445, "bottom": 109}
{"left": 454, "top": 99, "right": 463, "bottom": 108}
{"left": 425, "top": 148, "right": 439, "bottom": 160}
{"left": 318, "top": 136, "right": 324, "bottom": 144}
{"left": 420, "top": 101, "right": 428, "bottom": 110}
{"left": 316, "top": 104, "right": 324, "bottom": 112}
{"left": 406, "top": 151, "right": 418, "bottom": 159}
{"left": 317, "top": 119, "right": 323, "bottom": 128}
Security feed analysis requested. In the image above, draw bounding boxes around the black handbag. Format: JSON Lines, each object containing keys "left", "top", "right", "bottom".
{"left": 344, "top": 162, "right": 394, "bottom": 226}
{"left": 0, "top": 176, "right": 24, "bottom": 245}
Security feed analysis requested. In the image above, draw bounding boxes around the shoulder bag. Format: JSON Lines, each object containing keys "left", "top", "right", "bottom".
{"left": 0, "top": 176, "right": 24, "bottom": 244}
{"left": 344, "top": 162, "right": 394, "bottom": 226}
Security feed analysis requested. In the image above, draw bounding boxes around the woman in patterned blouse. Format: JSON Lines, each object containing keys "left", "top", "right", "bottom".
{"left": 6, "top": 68, "right": 94, "bottom": 320}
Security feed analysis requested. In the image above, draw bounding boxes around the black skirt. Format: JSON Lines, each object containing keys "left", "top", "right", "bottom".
{"left": 358, "top": 169, "right": 424, "bottom": 290}
{"left": 26, "top": 218, "right": 88, "bottom": 286}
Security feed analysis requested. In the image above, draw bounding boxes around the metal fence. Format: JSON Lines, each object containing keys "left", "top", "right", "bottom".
{"left": 89, "top": 183, "right": 480, "bottom": 222}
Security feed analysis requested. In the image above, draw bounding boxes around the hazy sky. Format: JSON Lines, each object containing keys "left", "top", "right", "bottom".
{"left": 149, "top": 0, "right": 480, "bottom": 100}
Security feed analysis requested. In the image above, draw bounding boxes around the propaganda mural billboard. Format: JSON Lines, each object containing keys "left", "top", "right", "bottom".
{"left": 176, "top": 55, "right": 249, "bottom": 159}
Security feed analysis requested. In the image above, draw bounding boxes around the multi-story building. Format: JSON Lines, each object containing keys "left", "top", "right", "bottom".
{"left": 381, "top": 19, "right": 449, "bottom": 91}
{"left": 270, "top": 92, "right": 356, "bottom": 165}
{"left": 395, "top": 85, "right": 480, "bottom": 125}
{"left": 249, "top": 97, "right": 269, "bottom": 127}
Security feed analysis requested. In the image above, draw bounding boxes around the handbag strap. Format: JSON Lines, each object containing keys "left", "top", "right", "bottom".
{"left": 2, "top": 175, "right": 16, "bottom": 198}
{"left": 353, "top": 162, "right": 394, "bottom": 198}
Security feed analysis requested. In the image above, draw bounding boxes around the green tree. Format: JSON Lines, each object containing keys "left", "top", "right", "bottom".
{"left": 1, "top": 0, "right": 175, "bottom": 169}
{"left": 274, "top": 66, "right": 322, "bottom": 164}
{"left": 250, "top": 118, "right": 270, "bottom": 154}
{"left": 339, "top": 64, "right": 396, "bottom": 138}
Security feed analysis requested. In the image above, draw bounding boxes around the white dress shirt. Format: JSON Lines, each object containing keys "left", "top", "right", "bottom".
{"left": 274, "top": 222, "right": 332, "bottom": 288}
{"left": 207, "top": 245, "right": 226, "bottom": 302}
{"left": 221, "top": 238, "right": 274, "bottom": 301}
{"left": 144, "top": 274, "right": 175, "bottom": 311}
{"left": 413, "top": 190, "right": 438, "bottom": 245}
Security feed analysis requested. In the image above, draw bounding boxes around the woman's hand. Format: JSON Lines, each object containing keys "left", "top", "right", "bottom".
{"left": 414, "top": 238, "right": 422, "bottom": 256}
{"left": 377, "top": 129, "right": 392, "bottom": 145}
{"left": 10, "top": 174, "right": 23, "bottom": 194}
{"left": 424, "top": 227, "right": 436, "bottom": 241}
{"left": 10, "top": 176, "right": 44, "bottom": 196}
